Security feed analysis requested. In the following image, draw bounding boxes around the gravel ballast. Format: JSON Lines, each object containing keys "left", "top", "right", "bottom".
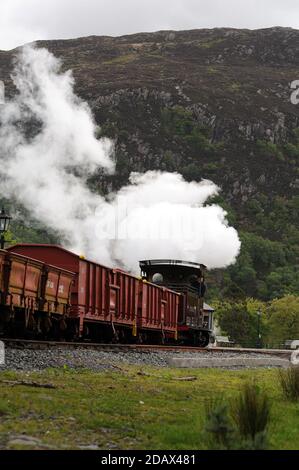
{"left": 0, "top": 346, "right": 291, "bottom": 371}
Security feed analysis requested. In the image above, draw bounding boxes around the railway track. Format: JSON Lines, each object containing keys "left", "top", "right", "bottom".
{"left": 1, "top": 338, "right": 292, "bottom": 357}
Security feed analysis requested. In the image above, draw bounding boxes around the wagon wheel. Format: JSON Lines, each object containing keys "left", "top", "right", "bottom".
{"left": 137, "top": 332, "right": 147, "bottom": 344}
{"left": 197, "top": 331, "right": 209, "bottom": 347}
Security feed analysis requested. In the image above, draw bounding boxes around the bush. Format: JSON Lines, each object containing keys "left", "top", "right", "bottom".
{"left": 257, "top": 140, "right": 284, "bottom": 161}
{"left": 204, "top": 384, "right": 270, "bottom": 449}
{"left": 284, "top": 143, "right": 299, "bottom": 159}
{"left": 204, "top": 398, "right": 234, "bottom": 449}
{"left": 278, "top": 366, "right": 299, "bottom": 401}
{"left": 160, "top": 105, "right": 217, "bottom": 155}
{"left": 231, "top": 382, "right": 271, "bottom": 440}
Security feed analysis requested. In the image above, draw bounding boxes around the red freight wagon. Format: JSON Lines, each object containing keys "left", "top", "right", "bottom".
{"left": 43, "top": 265, "right": 74, "bottom": 316}
{"left": 0, "top": 250, "right": 8, "bottom": 306}
{"left": 112, "top": 269, "right": 179, "bottom": 340}
{"left": 76, "top": 257, "right": 122, "bottom": 338}
{"left": 6, "top": 250, "right": 43, "bottom": 311}
{"left": 0, "top": 248, "right": 43, "bottom": 333}
{"left": 0, "top": 249, "right": 74, "bottom": 336}
{"left": 7, "top": 245, "right": 128, "bottom": 339}
{"left": 113, "top": 269, "right": 139, "bottom": 331}
{"left": 4, "top": 250, "right": 73, "bottom": 315}
{"left": 139, "top": 280, "right": 179, "bottom": 338}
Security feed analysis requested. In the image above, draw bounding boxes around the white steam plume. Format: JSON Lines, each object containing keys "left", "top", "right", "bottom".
{"left": 0, "top": 46, "right": 241, "bottom": 271}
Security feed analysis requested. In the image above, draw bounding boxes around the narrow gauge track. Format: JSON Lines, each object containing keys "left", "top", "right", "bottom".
{"left": 1, "top": 338, "right": 292, "bottom": 357}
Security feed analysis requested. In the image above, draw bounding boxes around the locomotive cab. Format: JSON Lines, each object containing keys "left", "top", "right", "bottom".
{"left": 139, "top": 259, "right": 213, "bottom": 346}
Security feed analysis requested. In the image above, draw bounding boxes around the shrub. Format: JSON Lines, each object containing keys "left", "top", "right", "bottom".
{"left": 257, "top": 140, "right": 284, "bottom": 161}
{"left": 278, "top": 366, "right": 299, "bottom": 401}
{"left": 204, "top": 386, "right": 270, "bottom": 450}
{"left": 231, "top": 382, "right": 271, "bottom": 440}
{"left": 204, "top": 398, "right": 234, "bottom": 449}
{"left": 236, "top": 431, "right": 268, "bottom": 450}
{"left": 284, "top": 143, "right": 299, "bottom": 159}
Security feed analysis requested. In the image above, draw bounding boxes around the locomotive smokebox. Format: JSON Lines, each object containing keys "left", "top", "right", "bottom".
{"left": 139, "top": 259, "right": 207, "bottom": 295}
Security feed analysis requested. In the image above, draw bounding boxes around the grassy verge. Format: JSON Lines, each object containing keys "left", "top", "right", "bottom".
{"left": 0, "top": 366, "right": 298, "bottom": 450}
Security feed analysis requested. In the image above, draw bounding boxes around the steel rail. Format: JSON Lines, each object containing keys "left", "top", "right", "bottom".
{"left": 1, "top": 338, "right": 292, "bottom": 357}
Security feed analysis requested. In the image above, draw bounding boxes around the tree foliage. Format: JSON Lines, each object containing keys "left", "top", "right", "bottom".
{"left": 213, "top": 299, "right": 264, "bottom": 347}
{"left": 213, "top": 295, "right": 299, "bottom": 348}
{"left": 266, "top": 295, "right": 299, "bottom": 346}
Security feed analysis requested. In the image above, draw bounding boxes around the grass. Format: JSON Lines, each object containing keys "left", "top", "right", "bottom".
{"left": 0, "top": 366, "right": 299, "bottom": 450}
{"left": 103, "top": 54, "right": 136, "bottom": 65}
{"left": 197, "top": 38, "right": 225, "bottom": 49}
{"left": 230, "top": 82, "right": 242, "bottom": 92}
{"left": 278, "top": 366, "right": 299, "bottom": 401}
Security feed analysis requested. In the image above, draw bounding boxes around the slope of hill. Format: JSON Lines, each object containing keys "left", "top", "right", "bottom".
{"left": 1, "top": 27, "right": 299, "bottom": 300}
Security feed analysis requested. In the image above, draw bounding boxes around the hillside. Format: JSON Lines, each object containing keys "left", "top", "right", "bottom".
{"left": 1, "top": 27, "right": 299, "bottom": 300}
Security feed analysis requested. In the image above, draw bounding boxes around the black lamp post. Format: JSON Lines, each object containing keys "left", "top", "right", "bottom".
{"left": 257, "top": 310, "right": 262, "bottom": 348}
{"left": 0, "top": 207, "right": 12, "bottom": 249}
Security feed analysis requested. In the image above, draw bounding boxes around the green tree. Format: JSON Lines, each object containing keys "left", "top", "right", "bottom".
{"left": 266, "top": 295, "right": 299, "bottom": 346}
{"left": 214, "top": 300, "right": 265, "bottom": 347}
{"left": 265, "top": 267, "right": 299, "bottom": 300}
{"left": 160, "top": 105, "right": 217, "bottom": 155}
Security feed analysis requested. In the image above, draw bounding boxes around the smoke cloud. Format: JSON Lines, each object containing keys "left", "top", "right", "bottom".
{"left": 0, "top": 45, "right": 240, "bottom": 271}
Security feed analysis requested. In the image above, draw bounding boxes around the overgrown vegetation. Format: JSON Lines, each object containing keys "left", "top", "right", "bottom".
{"left": 205, "top": 399, "right": 234, "bottom": 449}
{"left": 205, "top": 382, "right": 270, "bottom": 449}
{"left": 161, "top": 106, "right": 222, "bottom": 158}
{"left": 278, "top": 367, "right": 299, "bottom": 401}
{"left": 231, "top": 382, "right": 270, "bottom": 441}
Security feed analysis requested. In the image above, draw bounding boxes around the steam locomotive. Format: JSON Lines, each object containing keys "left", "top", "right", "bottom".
{"left": 0, "top": 244, "right": 214, "bottom": 346}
